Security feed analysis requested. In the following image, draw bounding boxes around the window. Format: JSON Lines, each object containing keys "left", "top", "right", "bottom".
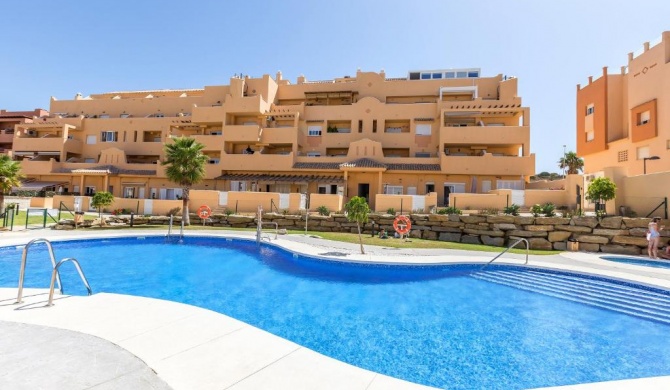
{"left": 306, "top": 152, "right": 321, "bottom": 157}
{"left": 101, "top": 131, "right": 118, "bottom": 142}
{"left": 358, "top": 120, "right": 363, "bottom": 133}
{"left": 84, "top": 186, "right": 96, "bottom": 196}
{"left": 467, "top": 71, "right": 479, "bottom": 78}
{"left": 120, "top": 113, "right": 131, "bottom": 118}
{"left": 637, "top": 146, "right": 650, "bottom": 160}
{"left": 420, "top": 73, "right": 431, "bottom": 79}
{"left": 385, "top": 185, "right": 403, "bottom": 195}
{"left": 586, "top": 104, "right": 595, "bottom": 115}
{"left": 99, "top": 114, "right": 110, "bottom": 119}
{"left": 86, "top": 135, "right": 97, "bottom": 144}
{"left": 639, "top": 110, "right": 650, "bottom": 125}
{"left": 307, "top": 126, "right": 322, "bottom": 136}
{"left": 415, "top": 152, "right": 431, "bottom": 158}
{"left": 456, "top": 71, "right": 467, "bottom": 78}
{"left": 445, "top": 72, "right": 455, "bottom": 78}
{"left": 209, "top": 158, "right": 220, "bottom": 164}
{"left": 416, "top": 124, "right": 432, "bottom": 136}
{"left": 210, "top": 131, "right": 222, "bottom": 135}
{"left": 617, "top": 150, "right": 628, "bottom": 162}
{"left": 372, "top": 120, "right": 377, "bottom": 133}
{"left": 586, "top": 130, "right": 594, "bottom": 141}
{"left": 84, "top": 158, "right": 96, "bottom": 163}
{"left": 432, "top": 73, "right": 442, "bottom": 79}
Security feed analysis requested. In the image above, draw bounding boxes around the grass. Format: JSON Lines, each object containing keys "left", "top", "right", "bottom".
{"left": 0, "top": 212, "right": 97, "bottom": 228}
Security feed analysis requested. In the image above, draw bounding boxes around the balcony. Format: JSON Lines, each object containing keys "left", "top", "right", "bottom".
{"left": 17, "top": 159, "right": 56, "bottom": 175}
{"left": 191, "top": 134, "right": 224, "bottom": 150}
{"left": 203, "top": 163, "right": 223, "bottom": 179}
{"left": 219, "top": 151, "right": 294, "bottom": 171}
{"left": 0, "top": 132, "right": 14, "bottom": 144}
{"left": 223, "top": 125, "right": 261, "bottom": 144}
{"left": 440, "top": 125, "right": 529, "bottom": 145}
{"left": 13, "top": 137, "right": 68, "bottom": 154}
{"left": 192, "top": 105, "right": 225, "bottom": 124}
{"left": 117, "top": 142, "right": 164, "bottom": 156}
{"left": 441, "top": 154, "right": 535, "bottom": 175}
{"left": 259, "top": 127, "right": 298, "bottom": 144}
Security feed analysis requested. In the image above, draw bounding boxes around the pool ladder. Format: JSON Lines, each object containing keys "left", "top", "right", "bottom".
{"left": 166, "top": 215, "right": 184, "bottom": 242}
{"left": 15, "top": 238, "right": 92, "bottom": 307}
{"left": 480, "top": 238, "right": 529, "bottom": 270}
{"left": 256, "top": 206, "right": 278, "bottom": 243}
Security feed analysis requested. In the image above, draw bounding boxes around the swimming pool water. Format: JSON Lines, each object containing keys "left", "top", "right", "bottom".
{"left": 2, "top": 236, "right": 670, "bottom": 389}
{"left": 602, "top": 255, "right": 670, "bottom": 269}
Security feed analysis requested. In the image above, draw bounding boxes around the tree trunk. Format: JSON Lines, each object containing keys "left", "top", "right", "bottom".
{"left": 0, "top": 193, "right": 4, "bottom": 216}
{"left": 182, "top": 187, "right": 190, "bottom": 225}
{"left": 357, "top": 221, "right": 365, "bottom": 254}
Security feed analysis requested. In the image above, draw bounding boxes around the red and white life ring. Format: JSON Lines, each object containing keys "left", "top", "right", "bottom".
{"left": 197, "top": 205, "right": 212, "bottom": 219}
{"left": 393, "top": 215, "right": 412, "bottom": 235}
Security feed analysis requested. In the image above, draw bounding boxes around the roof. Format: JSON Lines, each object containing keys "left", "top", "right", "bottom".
{"left": 12, "top": 181, "right": 68, "bottom": 191}
{"left": 53, "top": 165, "right": 157, "bottom": 176}
{"left": 293, "top": 158, "right": 441, "bottom": 172}
{"left": 215, "top": 173, "right": 344, "bottom": 183}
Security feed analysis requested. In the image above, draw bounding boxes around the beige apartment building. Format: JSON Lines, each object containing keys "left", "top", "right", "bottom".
{"left": 0, "top": 108, "right": 49, "bottom": 154}
{"left": 13, "top": 68, "right": 533, "bottom": 209}
{"left": 577, "top": 31, "right": 670, "bottom": 176}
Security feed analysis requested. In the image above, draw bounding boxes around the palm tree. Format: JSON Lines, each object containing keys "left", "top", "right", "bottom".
{"left": 162, "top": 137, "right": 208, "bottom": 225}
{"left": 558, "top": 151, "right": 584, "bottom": 175}
{"left": 344, "top": 196, "right": 371, "bottom": 254}
{"left": 0, "top": 155, "right": 24, "bottom": 214}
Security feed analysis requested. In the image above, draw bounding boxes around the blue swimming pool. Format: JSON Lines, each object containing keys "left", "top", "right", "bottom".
{"left": 602, "top": 255, "right": 670, "bottom": 269}
{"left": 2, "top": 236, "right": 670, "bottom": 389}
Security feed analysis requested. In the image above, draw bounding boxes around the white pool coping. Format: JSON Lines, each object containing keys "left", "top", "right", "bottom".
{"left": 2, "top": 228, "right": 670, "bottom": 389}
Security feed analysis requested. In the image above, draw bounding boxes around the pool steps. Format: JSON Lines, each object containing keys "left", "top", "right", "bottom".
{"left": 471, "top": 270, "right": 670, "bottom": 326}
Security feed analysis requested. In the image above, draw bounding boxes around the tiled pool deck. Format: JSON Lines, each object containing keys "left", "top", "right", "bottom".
{"left": 2, "top": 228, "right": 670, "bottom": 389}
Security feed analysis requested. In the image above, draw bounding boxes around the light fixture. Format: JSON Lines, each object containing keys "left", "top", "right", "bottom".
{"left": 643, "top": 156, "right": 660, "bottom": 174}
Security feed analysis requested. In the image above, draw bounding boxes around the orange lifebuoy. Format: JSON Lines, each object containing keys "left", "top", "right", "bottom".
{"left": 197, "top": 205, "right": 212, "bottom": 219}
{"left": 393, "top": 215, "right": 412, "bottom": 235}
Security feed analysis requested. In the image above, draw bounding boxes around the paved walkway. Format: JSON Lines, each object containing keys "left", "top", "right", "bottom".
{"left": 2, "top": 228, "right": 670, "bottom": 389}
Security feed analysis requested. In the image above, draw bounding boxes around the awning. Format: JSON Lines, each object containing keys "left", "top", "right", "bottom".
{"left": 12, "top": 181, "right": 68, "bottom": 191}
{"left": 215, "top": 173, "right": 344, "bottom": 183}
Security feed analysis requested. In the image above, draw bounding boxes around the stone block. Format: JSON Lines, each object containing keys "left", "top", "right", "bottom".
{"left": 439, "top": 232, "right": 462, "bottom": 242}
{"left": 571, "top": 216, "right": 599, "bottom": 228}
{"left": 555, "top": 225, "right": 592, "bottom": 233}
{"left": 507, "top": 230, "right": 547, "bottom": 238}
{"left": 423, "top": 230, "right": 438, "bottom": 240}
{"left": 486, "top": 215, "right": 516, "bottom": 223}
{"left": 592, "top": 228, "right": 629, "bottom": 237}
{"left": 320, "top": 221, "right": 340, "bottom": 227}
{"left": 628, "top": 227, "right": 648, "bottom": 237}
{"left": 441, "top": 221, "right": 465, "bottom": 228}
{"left": 548, "top": 231, "right": 572, "bottom": 242}
{"left": 514, "top": 216, "right": 535, "bottom": 225}
{"left": 553, "top": 242, "right": 567, "bottom": 251}
{"left": 534, "top": 217, "right": 570, "bottom": 225}
{"left": 525, "top": 225, "right": 554, "bottom": 232}
{"left": 284, "top": 215, "right": 302, "bottom": 220}
{"left": 411, "top": 214, "right": 429, "bottom": 221}
{"left": 600, "top": 245, "right": 642, "bottom": 256}
{"left": 433, "top": 227, "right": 463, "bottom": 233}
{"left": 227, "top": 215, "right": 255, "bottom": 224}
{"left": 622, "top": 217, "right": 651, "bottom": 228}
{"left": 448, "top": 214, "right": 462, "bottom": 222}
{"left": 493, "top": 223, "right": 517, "bottom": 231}
{"left": 463, "top": 229, "right": 505, "bottom": 237}
{"left": 528, "top": 238, "right": 553, "bottom": 250}
{"left": 275, "top": 220, "right": 296, "bottom": 226}
{"left": 428, "top": 214, "right": 450, "bottom": 222}
{"left": 461, "top": 215, "right": 487, "bottom": 224}
{"left": 461, "top": 235, "right": 482, "bottom": 245}
{"left": 409, "top": 230, "right": 423, "bottom": 239}
{"left": 465, "top": 223, "right": 490, "bottom": 230}
{"left": 481, "top": 235, "right": 505, "bottom": 247}
{"left": 579, "top": 243, "right": 601, "bottom": 252}
{"left": 575, "top": 235, "right": 609, "bottom": 244}
{"left": 611, "top": 235, "right": 650, "bottom": 247}
{"left": 598, "top": 216, "right": 623, "bottom": 229}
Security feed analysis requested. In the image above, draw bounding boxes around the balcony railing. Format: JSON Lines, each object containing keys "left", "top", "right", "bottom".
{"left": 191, "top": 134, "right": 224, "bottom": 150}
{"left": 220, "top": 152, "right": 294, "bottom": 171}
{"left": 440, "top": 125, "right": 529, "bottom": 145}
{"left": 441, "top": 154, "right": 535, "bottom": 175}
{"left": 223, "top": 125, "right": 261, "bottom": 143}
{"left": 192, "top": 105, "right": 225, "bottom": 123}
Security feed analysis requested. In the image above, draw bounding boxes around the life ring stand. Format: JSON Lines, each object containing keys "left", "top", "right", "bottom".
{"left": 393, "top": 215, "right": 412, "bottom": 236}
{"left": 197, "top": 205, "right": 212, "bottom": 219}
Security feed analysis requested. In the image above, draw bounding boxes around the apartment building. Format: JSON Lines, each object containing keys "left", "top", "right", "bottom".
{"left": 13, "top": 68, "right": 534, "bottom": 208}
{"left": 577, "top": 31, "right": 670, "bottom": 176}
{"left": 0, "top": 108, "right": 49, "bottom": 154}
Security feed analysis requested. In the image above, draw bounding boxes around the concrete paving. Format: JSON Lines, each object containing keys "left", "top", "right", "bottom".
{"left": 2, "top": 228, "right": 670, "bottom": 389}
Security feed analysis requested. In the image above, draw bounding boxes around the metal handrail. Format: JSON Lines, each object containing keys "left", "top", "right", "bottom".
{"left": 47, "top": 258, "right": 92, "bottom": 306}
{"left": 166, "top": 214, "right": 173, "bottom": 238}
{"left": 16, "top": 238, "right": 62, "bottom": 304}
{"left": 480, "top": 238, "right": 529, "bottom": 270}
{"left": 259, "top": 221, "right": 279, "bottom": 240}
{"left": 166, "top": 214, "right": 184, "bottom": 242}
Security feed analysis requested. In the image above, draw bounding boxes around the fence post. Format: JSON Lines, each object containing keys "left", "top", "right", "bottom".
{"left": 235, "top": 200, "right": 238, "bottom": 214}
{"left": 400, "top": 199, "right": 403, "bottom": 215}
{"left": 506, "top": 194, "right": 510, "bottom": 208}
{"left": 665, "top": 197, "right": 668, "bottom": 220}
{"left": 42, "top": 209, "right": 47, "bottom": 228}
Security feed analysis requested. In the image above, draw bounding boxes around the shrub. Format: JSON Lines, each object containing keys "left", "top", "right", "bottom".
{"left": 437, "top": 206, "right": 462, "bottom": 215}
{"left": 503, "top": 204, "right": 520, "bottom": 216}
{"left": 316, "top": 205, "right": 330, "bottom": 216}
{"left": 479, "top": 207, "right": 499, "bottom": 216}
{"left": 111, "top": 208, "right": 133, "bottom": 215}
{"left": 224, "top": 208, "right": 234, "bottom": 216}
{"left": 386, "top": 208, "right": 395, "bottom": 215}
{"left": 530, "top": 204, "right": 543, "bottom": 217}
{"left": 542, "top": 202, "right": 556, "bottom": 217}
{"left": 166, "top": 207, "right": 181, "bottom": 216}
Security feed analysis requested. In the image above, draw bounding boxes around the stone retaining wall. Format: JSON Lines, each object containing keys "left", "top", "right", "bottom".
{"left": 59, "top": 213, "right": 668, "bottom": 255}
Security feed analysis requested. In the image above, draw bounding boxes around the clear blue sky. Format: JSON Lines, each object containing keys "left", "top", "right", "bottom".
{"left": 2, "top": 0, "right": 669, "bottom": 173}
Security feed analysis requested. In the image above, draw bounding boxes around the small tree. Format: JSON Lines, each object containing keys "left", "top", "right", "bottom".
{"left": 585, "top": 177, "right": 616, "bottom": 215}
{"left": 344, "top": 196, "right": 370, "bottom": 254}
{"left": 162, "top": 137, "right": 208, "bottom": 225}
{"left": 91, "top": 191, "right": 114, "bottom": 225}
{"left": 0, "top": 155, "right": 24, "bottom": 214}
{"left": 558, "top": 151, "right": 584, "bottom": 175}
